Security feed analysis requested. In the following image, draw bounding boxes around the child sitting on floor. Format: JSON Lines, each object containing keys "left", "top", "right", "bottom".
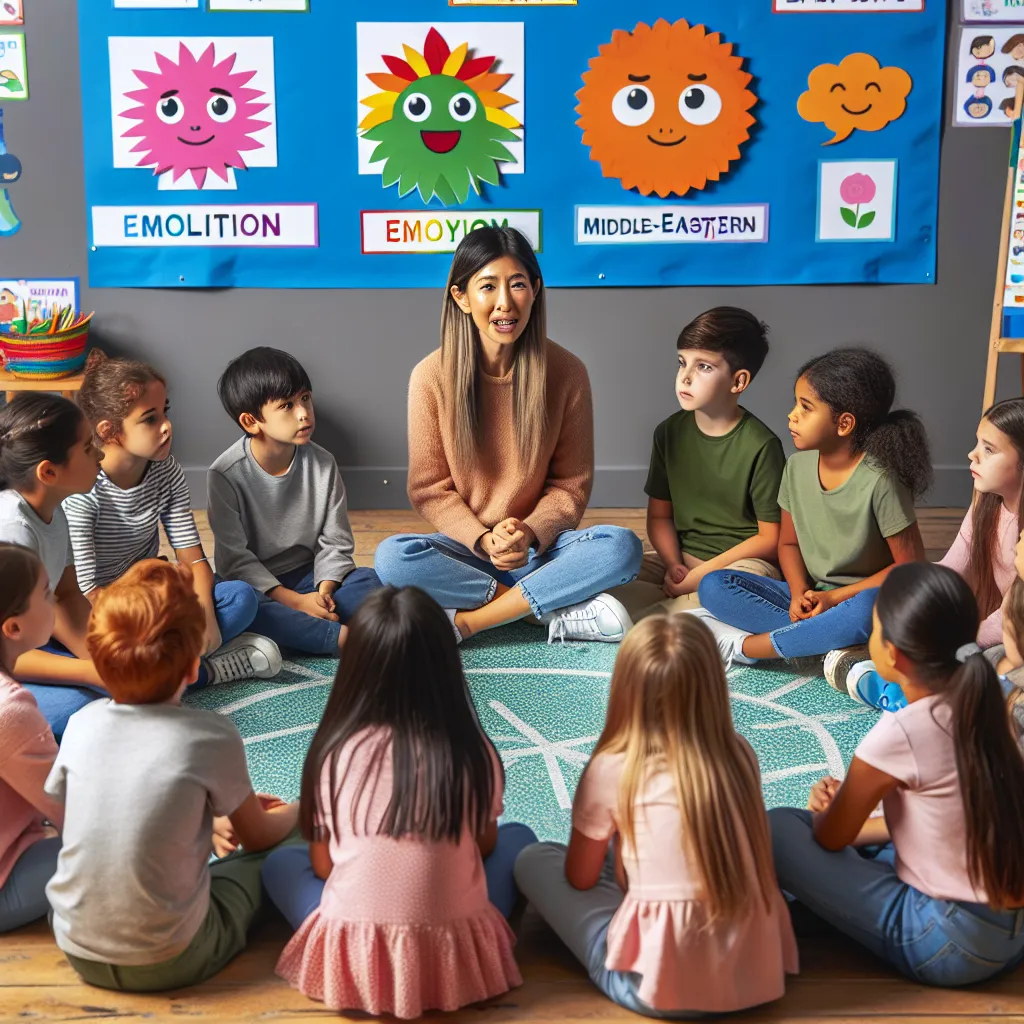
{"left": 208, "top": 347, "right": 381, "bottom": 656}
{"left": 67, "top": 350, "right": 281, "bottom": 685}
{"left": 694, "top": 348, "right": 929, "bottom": 672}
{"left": 44, "top": 559, "right": 298, "bottom": 993}
{"left": 0, "top": 544, "right": 63, "bottom": 933}
{"left": 0, "top": 393, "right": 106, "bottom": 737}
{"left": 262, "top": 586, "right": 536, "bottom": 1020}
{"left": 615, "top": 307, "right": 786, "bottom": 624}
{"left": 830, "top": 397, "right": 1024, "bottom": 710}
{"left": 770, "top": 563, "right": 1024, "bottom": 988}
{"left": 515, "top": 613, "right": 798, "bottom": 1018}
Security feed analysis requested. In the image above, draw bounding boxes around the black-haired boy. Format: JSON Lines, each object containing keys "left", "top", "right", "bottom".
{"left": 616, "top": 307, "right": 785, "bottom": 622}
{"left": 208, "top": 347, "right": 380, "bottom": 655}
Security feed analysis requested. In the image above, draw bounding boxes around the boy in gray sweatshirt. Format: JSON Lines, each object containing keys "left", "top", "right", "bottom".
{"left": 208, "top": 348, "right": 380, "bottom": 655}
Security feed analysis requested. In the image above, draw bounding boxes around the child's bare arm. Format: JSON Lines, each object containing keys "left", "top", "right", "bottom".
{"left": 228, "top": 793, "right": 298, "bottom": 852}
{"left": 51, "top": 566, "right": 92, "bottom": 661}
{"left": 310, "top": 839, "right": 333, "bottom": 881}
{"left": 646, "top": 497, "right": 683, "bottom": 571}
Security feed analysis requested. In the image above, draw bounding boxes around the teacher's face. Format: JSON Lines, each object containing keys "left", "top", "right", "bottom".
{"left": 451, "top": 256, "right": 540, "bottom": 349}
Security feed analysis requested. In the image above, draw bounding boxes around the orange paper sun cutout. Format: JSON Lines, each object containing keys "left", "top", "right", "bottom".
{"left": 576, "top": 18, "right": 757, "bottom": 198}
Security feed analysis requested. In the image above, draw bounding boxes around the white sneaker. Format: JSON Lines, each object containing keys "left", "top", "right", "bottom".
{"left": 444, "top": 608, "right": 464, "bottom": 645}
{"left": 683, "top": 608, "right": 752, "bottom": 667}
{"left": 542, "top": 593, "right": 633, "bottom": 644}
{"left": 206, "top": 633, "right": 282, "bottom": 684}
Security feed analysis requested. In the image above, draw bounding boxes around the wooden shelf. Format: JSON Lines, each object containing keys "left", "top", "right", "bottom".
{"left": 0, "top": 367, "right": 84, "bottom": 402}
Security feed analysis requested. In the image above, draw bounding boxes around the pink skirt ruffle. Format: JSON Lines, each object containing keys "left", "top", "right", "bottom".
{"left": 276, "top": 906, "right": 522, "bottom": 1019}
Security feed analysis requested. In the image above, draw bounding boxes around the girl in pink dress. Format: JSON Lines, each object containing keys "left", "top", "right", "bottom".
{"left": 515, "top": 613, "right": 798, "bottom": 1017}
{"left": 261, "top": 585, "right": 537, "bottom": 1020}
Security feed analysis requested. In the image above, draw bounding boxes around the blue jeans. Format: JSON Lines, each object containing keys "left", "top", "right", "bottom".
{"left": 374, "top": 527, "right": 643, "bottom": 618}
{"left": 769, "top": 808, "right": 1024, "bottom": 986}
{"left": 249, "top": 564, "right": 382, "bottom": 657}
{"left": 25, "top": 580, "right": 260, "bottom": 728}
{"left": 0, "top": 836, "right": 60, "bottom": 933}
{"left": 261, "top": 822, "right": 538, "bottom": 931}
{"left": 513, "top": 843, "right": 704, "bottom": 1019}
{"left": 697, "top": 571, "right": 878, "bottom": 658}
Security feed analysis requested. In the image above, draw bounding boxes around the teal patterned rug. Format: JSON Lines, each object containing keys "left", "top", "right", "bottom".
{"left": 185, "top": 623, "right": 880, "bottom": 841}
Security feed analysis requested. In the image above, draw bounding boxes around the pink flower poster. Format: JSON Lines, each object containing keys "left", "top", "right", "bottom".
{"left": 816, "top": 159, "right": 897, "bottom": 241}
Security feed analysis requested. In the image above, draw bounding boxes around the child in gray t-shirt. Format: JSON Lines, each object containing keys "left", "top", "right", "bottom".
{"left": 46, "top": 559, "right": 297, "bottom": 992}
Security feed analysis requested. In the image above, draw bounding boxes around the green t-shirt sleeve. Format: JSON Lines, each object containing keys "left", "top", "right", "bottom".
{"left": 871, "top": 472, "right": 917, "bottom": 538}
{"left": 644, "top": 422, "right": 672, "bottom": 502}
{"left": 777, "top": 457, "right": 793, "bottom": 514}
{"left": 749, "top": 437, "right": 786, "bottom": 524}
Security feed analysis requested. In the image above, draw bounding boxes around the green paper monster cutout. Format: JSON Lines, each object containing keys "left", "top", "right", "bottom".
{"left": 359, "top": 27, "right": 522, "bottom": 206}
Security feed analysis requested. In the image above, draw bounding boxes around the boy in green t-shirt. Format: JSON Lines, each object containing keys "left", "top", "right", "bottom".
{"left": 616, "top": 307, "right": 786, "bottom": 622}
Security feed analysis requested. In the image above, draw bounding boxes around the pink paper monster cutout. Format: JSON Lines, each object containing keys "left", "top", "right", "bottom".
{"left": 121, "top": 41, "right": 270, "bottom": 189}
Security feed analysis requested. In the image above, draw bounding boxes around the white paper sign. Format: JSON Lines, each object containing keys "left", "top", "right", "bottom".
{"left": 362, "top": 210, "right": 540, "bottom": 253}
{"left": 114, "top": 1, "right": 200, "bottom": 8}
{"left": 0, "top": 279, "right": 78, "bottom": 325}
{"left": 817, "top": 160, "right": 897, "bottom": 241}
{"left": 963, "top": 0, "right": 1024, "bottom": 22}
{"left": 0, "top": 2, "right": 24, "bottom": 26}
{"left": 92, "top": 204, "right": 319, "bottom": 247}
{"left": 208, "top": 0, "right": 309, "bottom": 10}
{"left": 955, "top": 26, "right": 1024, "bottom": 126}
{"left": 575, "top": 206, "right": 769, "bottom": 244}
{"left": 774, "top": 0, "right": 923, "bottom": 10}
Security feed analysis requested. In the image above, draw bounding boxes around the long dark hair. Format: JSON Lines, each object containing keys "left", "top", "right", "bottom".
{"left": 0, "top": 392, "right": 85, "bottom": 492}
{"left": 299, "top": 586, "right": 497, "bottom": 843}
{"left": 798, "top": 348, "right": 932, "bottom": 498}
{"left": 441, "top": 226, "right": 547, "bottom": 470}
{"left": 0, "top": 543, "right": 42, "bottom": 671}
{"left": 967, "top": 398, "right": 1024, "bottom": 619}
{"left": 876, "top": 562, "right": 1024, "bottom": 908}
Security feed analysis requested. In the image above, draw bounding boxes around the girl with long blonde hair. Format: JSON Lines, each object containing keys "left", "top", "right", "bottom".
{"left": 515, "top": 613, "right": 798, "bottom": 1017}
{"left": 374, "top": 226, "right": 642, "bottom": 645}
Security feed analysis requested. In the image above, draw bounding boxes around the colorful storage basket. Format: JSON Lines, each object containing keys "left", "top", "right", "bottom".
{"left": 0, "top": 323, "right": 90, "bottom": 379}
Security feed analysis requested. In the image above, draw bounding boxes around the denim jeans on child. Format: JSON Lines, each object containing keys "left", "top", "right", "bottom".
{"left": 373, "top": 527, "right": 643, "bottom": 618}
{"left": 248, "top": 564, "right": 382, "bottom": 656}
{"left": 513, "top": 843, "right": 706, "bottom": 1019}
{"left": 769, "top": 808, "right": 1024, "bottom": 986}
{"left": 0, "top": 836, "right": 60, "bottom": 933}
{"left": 261, "top": 821, "right": 538, "bottom": 931}
{"left": 698, "top": 571, "right": 878, "bottom": 658}
{"left": 25, "top": 578, "right": 261, "bottom": 735}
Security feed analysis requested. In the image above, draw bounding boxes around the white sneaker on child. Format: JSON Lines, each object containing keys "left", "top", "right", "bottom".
{"left": 683, "top": 608, "right": 753, "bottom": 668}
{"left": 542, "top": 593, "right": 633, "bottom": 644}
{"left": 444, "top": 609, "right": 464, "bottom": 645}
{"left": 206, "top": 633, "right": 282, "bottom": 684}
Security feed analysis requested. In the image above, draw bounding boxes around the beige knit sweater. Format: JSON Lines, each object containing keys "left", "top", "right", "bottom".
{"left": 407, "top": 340, "right": 594, "bottom": 554}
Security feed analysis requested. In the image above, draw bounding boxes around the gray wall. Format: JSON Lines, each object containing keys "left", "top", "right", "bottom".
{"left": 1, "top": 1, "right": 1008, "bottom": 508}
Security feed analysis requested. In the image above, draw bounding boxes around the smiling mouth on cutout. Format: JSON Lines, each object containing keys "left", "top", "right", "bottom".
{"left": 647, "top": 134, "right": 687, "bottom": 147}
{"left": 421, "top": 130, "right": 461, "bottom": 154}
{"left": 177, "top": 135, "right": 216, "bottom": 146}
{"left": 840, "top": 103, "right": 872, "bottom": 116}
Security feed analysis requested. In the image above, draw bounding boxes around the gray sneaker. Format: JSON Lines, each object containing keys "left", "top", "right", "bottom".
{"left": 206, "top": 633, "right": 282, "bottom": 684}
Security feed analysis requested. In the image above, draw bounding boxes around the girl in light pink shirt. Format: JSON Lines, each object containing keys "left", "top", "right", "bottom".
{"left": 771, "top": 562, "right": 1024, "bottom": 987}
{"left": 515, "top": 613, "right": 797, "bottom": 1017}
{"left": 0, "top": 542, "right": 64, "bottom": 932}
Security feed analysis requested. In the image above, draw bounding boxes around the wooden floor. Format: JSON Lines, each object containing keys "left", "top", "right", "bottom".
{"left": 7, "top": 507, "right": 1010, "bottom": 1024}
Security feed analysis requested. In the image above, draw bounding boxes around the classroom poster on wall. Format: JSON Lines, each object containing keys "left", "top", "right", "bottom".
{"left": 0, "top": 279, "right": 79, "bottom": 327}
{"left": 963, "top": 0, "right": 1024, "bottom": 21}
{"left": 78, "top": 2, "right": 945, "bottom": 288}
{"left": 0, "top": 2, "right": 23, "bottom": 27}
{"left": 955, "top": 26, "right": 1024, "bottom": 124}
{"left": 0, "top": 32, "right": 27, "bottom": 99}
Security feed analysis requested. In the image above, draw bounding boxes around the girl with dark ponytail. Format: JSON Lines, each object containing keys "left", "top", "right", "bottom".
{"left": 695, "top": 348, "right": 927, "bottom": 668}
{"left": 770, "top": 563, "right": 1024, "bottom": 987}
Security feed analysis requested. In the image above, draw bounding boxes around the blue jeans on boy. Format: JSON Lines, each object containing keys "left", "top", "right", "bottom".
{"left": 0, "top": 836, "right": 60, "bottom": 933}
{"left": 373, "top": 527, "right": 642, "bottom": 618}
{"left": 697, "top": 571, "right": 878, "bottom": 659}
{"left": 769, "top": 807, "right": 1024, "bottom": 986}
{"left": 261, "top": 822, "right": 538, "bottom": 930}
{"left": 25, "top": 579, "right": 259, "bottom": 736}
{"left": 513, "top": 843, "right": 705, "bottom": 1019}
{"left": 249, "top": 564, "right": 381, "bottom": 657}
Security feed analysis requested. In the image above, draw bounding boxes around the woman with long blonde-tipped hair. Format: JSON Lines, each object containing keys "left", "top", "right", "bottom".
{"left": 515, "top": 613, "right": 798, "bottom": 1017}
{"left": 374, "top": 226, "right": 642, "bottom": 644}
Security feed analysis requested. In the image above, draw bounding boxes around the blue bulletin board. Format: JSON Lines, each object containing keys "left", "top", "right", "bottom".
{"left": 78, "top": 1, "right": 945, "bottom": 289}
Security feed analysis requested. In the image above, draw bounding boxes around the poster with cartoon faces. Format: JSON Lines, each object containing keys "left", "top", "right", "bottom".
{"left": 956, "top": 26, "right": 1024, "bottom": 125}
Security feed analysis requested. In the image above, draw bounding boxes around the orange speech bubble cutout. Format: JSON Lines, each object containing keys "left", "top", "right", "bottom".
{"left": 798, "top": 53, "right": 911, "bottom": 146}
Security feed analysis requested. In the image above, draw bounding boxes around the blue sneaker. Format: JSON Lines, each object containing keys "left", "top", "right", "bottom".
{"left": 847, "top": 663, "right": 907, "bottom": 712}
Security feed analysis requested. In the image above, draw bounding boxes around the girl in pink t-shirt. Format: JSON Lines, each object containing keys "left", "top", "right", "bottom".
{"left": 515, "top": 613, "right": 798, "bottom": 1017}
{"left": 771, "top": 562, "right": 1024, "bottom": 987}
{"left": 0, "top": 543, "right": 64, "bottom": 931}
{"left": 261, "top": 586, "right": 536, "bottom": 1020}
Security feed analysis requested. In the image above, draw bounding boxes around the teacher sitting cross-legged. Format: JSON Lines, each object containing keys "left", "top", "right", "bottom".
{"left": 374, "top": 227, "right": 642, "bottom": 644}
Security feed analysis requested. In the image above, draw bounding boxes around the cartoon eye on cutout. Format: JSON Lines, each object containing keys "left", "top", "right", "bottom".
{"left": 403, "top": 93, "right": 432, "bottom": 122}
{"left": 156, "top": 95, "right": 185, "bottom": 125}
{"left": 612, "top": 84, "right": 655, "bottom": 126}
{"left": 448, "top": 92, "right": 478, "bottom": 122}
{"left": 207, "top": 93, "right": 237, "bottom": 123}
{"left": 679, "top": 84, "right": 722, "bottom": 125}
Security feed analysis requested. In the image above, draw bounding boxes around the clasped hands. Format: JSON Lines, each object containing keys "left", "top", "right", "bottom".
{"left": 788, "top": 587, "right": 836, "bottom": 622}
{"left": 479, "top": 518, "right": 536, "bottom": 571}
